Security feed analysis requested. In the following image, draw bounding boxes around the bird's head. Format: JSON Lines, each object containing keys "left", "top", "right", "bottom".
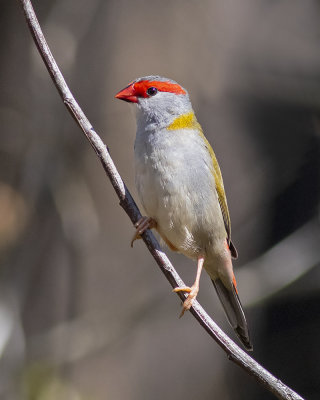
{"left": 115, "top": 76, "right": 193, "bottom": 129}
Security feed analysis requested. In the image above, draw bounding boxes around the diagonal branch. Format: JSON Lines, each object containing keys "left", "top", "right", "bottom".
{"left": 19, "top": 1, "right": 304, "bottom": 399}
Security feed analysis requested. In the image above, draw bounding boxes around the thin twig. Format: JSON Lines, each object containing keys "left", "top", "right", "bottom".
{"left": 19, "top": 1, "right": 304, "bottom": 399}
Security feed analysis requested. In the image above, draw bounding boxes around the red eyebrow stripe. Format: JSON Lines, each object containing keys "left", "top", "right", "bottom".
{"left": 133, "top": 80, "right": 186, "bottom": 97}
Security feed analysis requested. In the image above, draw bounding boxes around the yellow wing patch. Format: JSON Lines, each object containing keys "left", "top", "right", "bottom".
{"left": 167, "top": 111, "right": 234, "bottom": 251}
{"left": 167, "top": 112, "right": 201, "bottom": 131}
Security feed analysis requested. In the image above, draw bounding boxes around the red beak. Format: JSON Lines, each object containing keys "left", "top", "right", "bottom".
{"left": 115, "top": 83, "right": 138, "bottom": 103}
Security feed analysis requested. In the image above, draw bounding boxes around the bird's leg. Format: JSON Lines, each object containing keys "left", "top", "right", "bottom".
{"left": 131, "top": 216, "right": 156, "bottom": 247}
{"left": 173, "top": 256, "right": 204, "bottom": 317}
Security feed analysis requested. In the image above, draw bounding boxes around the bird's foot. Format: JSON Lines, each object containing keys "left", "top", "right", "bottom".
{"left": 131, "top": 216, "right": 156, "bottom": 247}
{"left": 173, "top": 284, "right": 199, "bottom": 318}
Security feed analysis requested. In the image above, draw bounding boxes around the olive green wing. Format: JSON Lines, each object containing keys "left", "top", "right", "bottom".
{"left": 202, "top": 133, "right": 238, "bottom": 259}
{"left": 191, "top": 114, "right": 238, "bottom": 258}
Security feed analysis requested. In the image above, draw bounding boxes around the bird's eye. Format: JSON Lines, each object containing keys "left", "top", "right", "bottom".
{"left": 147, "top": 87, "right": 158, "bottom": 96}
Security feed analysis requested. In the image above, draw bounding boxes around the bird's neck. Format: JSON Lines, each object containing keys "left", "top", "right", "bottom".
{"left": 136, "top": 107, "right": 196, "bottom": 133}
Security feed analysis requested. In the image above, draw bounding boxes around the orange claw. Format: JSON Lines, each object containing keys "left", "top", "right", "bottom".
{"left": 173, "top": 256, "right": 205, "bottom": 317}
{"left": 173, "top": 285, "right": 199, "bottom": 317}
{"left": 131, "top": 216, "right": 156, "bottom": 247}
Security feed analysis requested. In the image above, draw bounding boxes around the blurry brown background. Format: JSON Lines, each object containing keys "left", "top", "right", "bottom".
{"left": 1, "top": 0, "right": 320, "bottom": 399}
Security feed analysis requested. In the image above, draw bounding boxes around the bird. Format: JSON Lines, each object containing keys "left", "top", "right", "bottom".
{"left": 115, "top": 76, "right": 252, "bottom": 351}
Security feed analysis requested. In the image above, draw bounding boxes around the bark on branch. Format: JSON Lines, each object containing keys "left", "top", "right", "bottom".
{"left": 19, "top": 1, "right": 304, "bottom": 399}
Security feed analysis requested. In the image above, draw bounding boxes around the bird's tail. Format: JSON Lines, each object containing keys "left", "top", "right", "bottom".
{"left": 212, "top": 278, "right": 253, "bottom": 351}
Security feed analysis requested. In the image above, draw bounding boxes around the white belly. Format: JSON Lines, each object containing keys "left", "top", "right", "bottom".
{"left": 134, "top": 127, "right": 226, "bottom": 259}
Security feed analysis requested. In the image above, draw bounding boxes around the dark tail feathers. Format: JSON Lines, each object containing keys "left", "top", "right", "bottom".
{"left": 212, "top": 278, "right": 253, "bottom": 351}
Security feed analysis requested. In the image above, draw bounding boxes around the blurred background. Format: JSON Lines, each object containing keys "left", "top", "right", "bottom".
{"left": 1, "top": 0, "right": 320, "bottom": 398}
